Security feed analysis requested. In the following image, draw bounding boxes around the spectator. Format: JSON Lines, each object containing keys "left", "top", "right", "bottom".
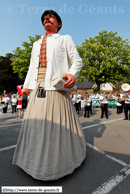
{"left": 2, "top": 94, "right": 10, "bottom": 113}
{"left": 17, "top": 93, "right": 23, "bottom": 119}
{"left": 3, "top": 94, "right": 10, "bottom": 108}
{"left": 11, "top": 94, "right": 17, "bottom": 114}
{"left": 1, "top": 100, "right": 7, "bottom": 114}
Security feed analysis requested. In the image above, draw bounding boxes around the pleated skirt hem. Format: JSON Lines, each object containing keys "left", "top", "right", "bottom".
{"left": 12, "top": 82, "right": 86, "bottom": 180}
{"left": 13, "top": 153, "right": 86, "bottom": 181}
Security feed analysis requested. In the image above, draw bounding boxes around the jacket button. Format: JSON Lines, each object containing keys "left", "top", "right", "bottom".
{"left": 35, "top": 79, "right": 37, "bottom": 81}
{"left": 36, "top": 67, "right": 38, "bottom": 69}
{"left": 38, "top": 55, "right": 39, "bottom": 57}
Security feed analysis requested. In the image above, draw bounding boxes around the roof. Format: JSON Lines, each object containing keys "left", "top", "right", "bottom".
{"left": 76, "top": 80, "right": 95, "bottom": 89}
{"left": 92, "top": 82, "right": 115, "bottom": 88}
{"left": 109, "top": 82, "right": 115, "bottom": 88}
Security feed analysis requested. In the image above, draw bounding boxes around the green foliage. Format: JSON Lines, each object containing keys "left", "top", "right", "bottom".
{"left": 5, "top": 53, "right": 14, "bottom": 58}
{"left": 77, "top": 30, "right": 130, "bottom": 90}
{"left": 11, "top": 34, "right": 41, "bottom": 80}
{"left": 123, "top": 77, "right": 130, "bottom": 85}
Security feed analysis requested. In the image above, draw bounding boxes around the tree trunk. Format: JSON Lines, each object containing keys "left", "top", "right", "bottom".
{"left": 96, "top": 82, "right": 100, "bottom": 91}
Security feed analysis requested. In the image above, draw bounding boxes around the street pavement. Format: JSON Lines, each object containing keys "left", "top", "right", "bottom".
{"left": 0, "top": 105, "right": 130, "bottom": 194}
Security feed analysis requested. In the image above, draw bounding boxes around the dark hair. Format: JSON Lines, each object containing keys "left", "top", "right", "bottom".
{"left": 41, "top": 10, "right": 62, "bottom": 32}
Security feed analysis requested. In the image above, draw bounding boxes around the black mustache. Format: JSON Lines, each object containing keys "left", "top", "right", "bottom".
{"left": 44, "top": 19, "right": 54, "bottom": 25}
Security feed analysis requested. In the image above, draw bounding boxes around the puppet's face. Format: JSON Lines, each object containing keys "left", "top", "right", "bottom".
{"left": 43, "top": 14, "right": 61, "bottom": 32}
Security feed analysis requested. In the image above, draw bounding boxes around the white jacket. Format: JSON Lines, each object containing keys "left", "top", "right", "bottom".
{"left": 23, "top": 34, "right": 83, "bottom": 90}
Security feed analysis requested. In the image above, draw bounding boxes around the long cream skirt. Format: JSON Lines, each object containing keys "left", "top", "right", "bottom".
{"left": 12, "top": 82, "right": 86, "bottom": 181}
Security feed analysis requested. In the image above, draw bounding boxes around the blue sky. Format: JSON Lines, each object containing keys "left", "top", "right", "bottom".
{"left": 0, "top": 0, "right": 130, "bottom": 56}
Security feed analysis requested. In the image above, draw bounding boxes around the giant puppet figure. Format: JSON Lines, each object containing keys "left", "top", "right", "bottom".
{"left": 12, "top": 10, "right": 86, "bottom": 181}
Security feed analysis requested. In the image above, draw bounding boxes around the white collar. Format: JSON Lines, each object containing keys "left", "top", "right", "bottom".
{"left": 41, "top": 33, "right": 61, "bottom": 39}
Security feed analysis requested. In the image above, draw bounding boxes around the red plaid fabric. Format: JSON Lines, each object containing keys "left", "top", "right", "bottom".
{"left": 39, "top": 34, "right": 48, "bottom": 68}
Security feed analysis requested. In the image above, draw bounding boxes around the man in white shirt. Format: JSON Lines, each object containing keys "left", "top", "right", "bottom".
{"left": 124, "top": 89, "right": 130, "bottom": 120}
{"left": 74, "top": 91, "right": 80, "bottom": 114}
{"left": 99, "top": 91, "right": 108, "bottom": 119}
{"left": 95, "top": 92, "right": 100, "bottom": 99}
{"left": 88, "top": 91, "right": 93, "bottom": 114}
{"left": 120, "top": 90, "right": 125, "bottom": 113}
{"left": 84, "top": 94, "right": 91, "bottom": 118}
{"left": 115, "top": 94, "right": 122, "bottom": 114}
{"left": 78, "top": 92, "right": 81, "bottom": 111}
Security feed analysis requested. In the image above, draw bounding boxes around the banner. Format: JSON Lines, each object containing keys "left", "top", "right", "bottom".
{"left": 82, "top": 99, "right": 117, "bottom": 108}
{"left": 92, "top": 99, "right": 100, "bottom": 107}
{"left": 108, "top": 99, "right": 117, "bottom": 107}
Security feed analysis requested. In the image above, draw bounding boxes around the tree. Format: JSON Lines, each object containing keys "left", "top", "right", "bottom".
{"left": 11, "top": 34, "right": 41, "bottom": 80}
{"left": 77, "top": 30, "right": 130, "bottom": 91}
{"left": 5, "top": 53, "right": 14, "bottom": 58}
{"left": 0, "top": 56, "right": 23, "bottom": 93}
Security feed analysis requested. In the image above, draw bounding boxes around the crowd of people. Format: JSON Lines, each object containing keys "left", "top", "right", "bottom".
{"left": 70, "top": 89, "right": 130, "bottom": 120}
{"left": 0, "top": 92, "right": 28, "bottom": 119}
{"left": 1, "top": 89, "right": 130, "bottom": 121}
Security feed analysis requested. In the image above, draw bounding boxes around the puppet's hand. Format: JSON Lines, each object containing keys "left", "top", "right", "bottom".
{"left": 63, "top": 73, "right": 75, "bottom": 88}
{"left": 21, "top": 88, "right": 29, "bottom": 96}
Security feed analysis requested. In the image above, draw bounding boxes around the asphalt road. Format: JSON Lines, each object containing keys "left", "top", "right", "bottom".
{"left": 0, "top": 105, "right": 130, "bottom": 194}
